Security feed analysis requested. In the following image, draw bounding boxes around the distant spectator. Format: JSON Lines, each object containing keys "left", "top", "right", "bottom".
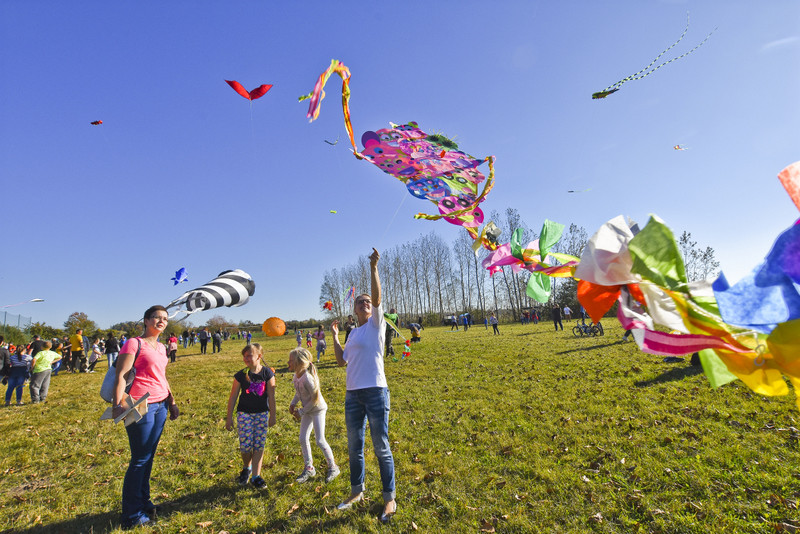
{"left": 29, "top": 335, "right": 46, "bottom": 357}
{"left": 69, "top": 329, "right": 85, "bottom": 373}
{"left": 106, "top": 333, "right": 120, "bottom": 368}
{"left": 198, "top": 327, "right": 210, "bottom": 354}
{"left": 563, "top": 306, "right": 572, "bottom": 322}
{"left": 213, "top": 331, "right": 222, "bottom": 353}
{"left": 313, "top": 325, "right": 326, "bottom": 362}
{"left": 87, "top": 338, "right": 103, "bottom": 372}
{"left": 344, "top": 316, "right": 356, "bottom": 343}
{"left": 490, "top": 312, "right": 500, "bottom": 335}
{"left": 5, "top": 345, "right": 31, "bottom": 405}
{"left": 551, "top": 304, "right": 563, "bottom": 331}
{"left": 168, "top": 334, "right": 178, "bottom": 363}
{"left": 30, "top": 341, "right": 61, "bottom": 403}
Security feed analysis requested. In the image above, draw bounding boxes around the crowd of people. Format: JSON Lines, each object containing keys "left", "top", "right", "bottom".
{"left": 0, "top": 332, "right": 127, "bottom": 405}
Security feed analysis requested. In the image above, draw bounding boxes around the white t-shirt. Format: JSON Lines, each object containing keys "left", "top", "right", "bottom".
{"left": 343, "top": 303, "right": 387, "bottom": 390}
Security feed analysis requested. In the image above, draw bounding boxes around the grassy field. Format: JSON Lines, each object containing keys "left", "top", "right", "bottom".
{"left": 1, "top": 320, "right": 800, "bottom": 533}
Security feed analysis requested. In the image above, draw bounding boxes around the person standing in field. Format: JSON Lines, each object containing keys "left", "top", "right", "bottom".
{"left": 563, "top": 305, "right": 572, "bottom": 322}
{"left": 167, "top": 334, "right": 178, "bottom": 363}
{"left": 313, "top": 325, "right": 326, "bottom": 362}
{"left": 198, "top": 327, "right": 210, "bottom": 354}
{"left": 551, "top": 303, "right": 563, "bottom": 331}
{"left": 29, "top": 341, "right": 61, "bottom": 403}
{"left": 105, "top": 333, "right": 120, "bottom": 368}
{"left": 288, "top": 347, "right": 340, "bottom": 484}
{"left": 70, "top": 329, "right": 84, "bottom": 373}
{"left": 490, "top": 312, "right": 500, "bottom": 335}
{"left": 225, "top": 343, "right": 276, "bottom": 489}
{"left": 5, "top": 345, "right": 32, "bottom": 405}
{"left": 330, "top": 248, "right": 396, "bottom": 523}
{"left": 113, "top": 305, "right": 180, "bottom": 529}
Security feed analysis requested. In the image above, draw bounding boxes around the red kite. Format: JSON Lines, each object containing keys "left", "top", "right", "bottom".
{"left": 225, "top": 80, "right": 273, "bottom": 101}
{"left": 90, "top": 120, "right": 103, "bottom": 125}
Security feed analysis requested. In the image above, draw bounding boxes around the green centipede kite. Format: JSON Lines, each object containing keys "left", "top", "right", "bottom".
{"left": 592, "top": 13, "right": 715, "bottom": 99}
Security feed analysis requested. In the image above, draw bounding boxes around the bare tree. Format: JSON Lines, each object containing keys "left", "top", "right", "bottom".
{"left": 678, "top": 231, "right": 720, "bottom": 282}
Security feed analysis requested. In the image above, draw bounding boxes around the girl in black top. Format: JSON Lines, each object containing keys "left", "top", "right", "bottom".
{"left": 225, "top": 343, "right": 276, "bottom": 489}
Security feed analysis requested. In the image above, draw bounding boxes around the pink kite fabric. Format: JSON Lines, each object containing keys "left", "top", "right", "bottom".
{"left": 778, "top": 161, "right": 800, "bottom": 212}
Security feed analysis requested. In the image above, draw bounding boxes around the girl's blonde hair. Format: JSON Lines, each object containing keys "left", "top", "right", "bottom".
{"left": 242, "top": 343, "right": 263, "bottom": 357}
{"left": 289, "top": 347, "right": 321, "bottom": 406}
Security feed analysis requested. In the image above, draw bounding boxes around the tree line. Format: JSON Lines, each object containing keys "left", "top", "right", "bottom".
{"left": 319, "top": 209, "right": 721, "bottom": 325}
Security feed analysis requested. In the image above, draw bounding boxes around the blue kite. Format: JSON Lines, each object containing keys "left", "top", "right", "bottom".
{"left": 171, "top": 268, "right": 189, "bottom": 286}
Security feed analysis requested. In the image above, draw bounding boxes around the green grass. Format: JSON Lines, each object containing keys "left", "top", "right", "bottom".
{"left": 2, "top": 322, "right": 800, "bottom": 533}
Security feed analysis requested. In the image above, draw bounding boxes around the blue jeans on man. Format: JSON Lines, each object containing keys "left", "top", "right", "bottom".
{"left": 345, "top": 387, "right": 395, "bottom": 502}
{"left": 121, "top": 400, "right": 167, "bottom": 528}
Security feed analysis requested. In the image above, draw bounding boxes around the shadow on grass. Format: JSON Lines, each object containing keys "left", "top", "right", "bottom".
{"left": 4, "top": 485, "right": 238, "bottom": 534}
{"left": 553, "top": 339, "right": 619, "bottom": 354}
{"left": 634, "top": 365, "right": 704, "bottom": 387}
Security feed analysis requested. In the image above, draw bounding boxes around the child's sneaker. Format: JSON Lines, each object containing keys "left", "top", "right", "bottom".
{"left": 236, "top": 466, "right": 251, "bottom": 486}
{"left": 250, "top": 475, "right": 267, "bottom": 489}
{"left": 296, "top": 466, "right": 316, "bottom": 483}
{"left": 325, "top": 465, "right": 341, "bottom": 483}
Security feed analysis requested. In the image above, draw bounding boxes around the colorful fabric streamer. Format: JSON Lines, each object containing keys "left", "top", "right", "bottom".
{"left": 299, "top": 59, "right": 357, "bottom": 153}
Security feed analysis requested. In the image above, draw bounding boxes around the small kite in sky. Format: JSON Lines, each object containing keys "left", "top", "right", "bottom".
{"left": 592, "top": 13, "right": 715, "bottom": 99}
{"left": 330, "top": 210, "right": 338, "bottom": 214}
{"left": 324, "top": 136, "right": 339, "bottom": 146}
{"left": 90, "top": 120, "right": 103, "bottom": 125}
{"left": 171, "top": 268, "right": 188, "bottom": 286}
{"left": 567, "top": 188, "right": 592, "bottom": 193}
{"left": 225, "top": 80, "right": 273, "bottom": 101}
{"left": 673, "top": 144, "right": 689, "bottom": 151}
{"left": 323, "top": 300, "right": 333, "bottom": 311}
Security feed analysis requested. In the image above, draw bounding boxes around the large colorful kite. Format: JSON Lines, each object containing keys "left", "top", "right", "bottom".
{"left": 592, "top": 13, "right": 715, "bottom": 99}
{"left": 301, "top": 61, "right": 500, "bottom": 251}
{"left": 166, "top": 269, "right": 255, "bottom": 317}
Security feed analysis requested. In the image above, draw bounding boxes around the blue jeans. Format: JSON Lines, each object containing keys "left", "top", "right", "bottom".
{"left": 121, "top": 400, "right": 167, "bottom": 527}
{"left": 106, "top": 352, "right": 118, "bottom": 368}
{"left": 5, "top": 368, "right": 27, "bottom": 403}
{"left": 345, "top": 387, "right": 395, "bottom": 502}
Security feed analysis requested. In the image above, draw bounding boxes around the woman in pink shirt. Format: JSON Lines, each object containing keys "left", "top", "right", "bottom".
{"left": 113, "top": 305, "right": 180, "bottom": 529}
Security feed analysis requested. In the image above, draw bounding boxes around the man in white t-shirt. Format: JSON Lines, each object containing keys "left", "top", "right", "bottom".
{"left": 331, "top": 248, "right": 396, "bottom": 523}
{"left": 563, "top": 306, "right": 572, "bottom": 322}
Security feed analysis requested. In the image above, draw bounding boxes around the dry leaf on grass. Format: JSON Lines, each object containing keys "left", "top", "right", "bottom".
{"left": 196, "top": 521, "right": 212, "bottom": 528}
{"left": 287, "top": 503, "right": 299, "bottom": 516}
{"left": 411, "top": 521, "right": 418, "bottom": 530}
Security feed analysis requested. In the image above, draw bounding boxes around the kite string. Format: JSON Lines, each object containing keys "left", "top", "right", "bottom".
{"left": 378, "top": 192, "right": 408, "bottom": 243}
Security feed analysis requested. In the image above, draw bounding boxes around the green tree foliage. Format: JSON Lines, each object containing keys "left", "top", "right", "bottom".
{"left": 25, "top": 321, "right": 64, "bottom": 340}
{"left": 63, "top": 312, "right": 98, "bottom": 335}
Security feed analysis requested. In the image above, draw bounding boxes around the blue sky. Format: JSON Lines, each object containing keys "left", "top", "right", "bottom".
{"left": 1, "top": 1, "right": 798, "bottom": 328}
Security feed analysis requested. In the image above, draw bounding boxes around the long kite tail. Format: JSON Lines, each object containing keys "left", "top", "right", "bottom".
{"left": 597, "top": 12, "right": 713, "bottom": 95}
{"left": 299, "top": 59, "right": 359, "bottom": 156}
{"left": 599, "top": 12, "right": 691, "bottom": 93}
{"left": 414, "top": 156, "right": 496, "bottom": 222}
{"left": 625, "top": 26, "right": 715, "bottom": 84}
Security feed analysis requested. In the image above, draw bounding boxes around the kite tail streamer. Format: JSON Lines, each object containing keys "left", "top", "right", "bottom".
{"left": 600, "top": 12, "right": 691, "bottom": 93}
{"left": 299, "top": 59, "right": 359, "bottom": 156}
{"left": 414, "top": 156, "right": 496, "bottom": 221}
